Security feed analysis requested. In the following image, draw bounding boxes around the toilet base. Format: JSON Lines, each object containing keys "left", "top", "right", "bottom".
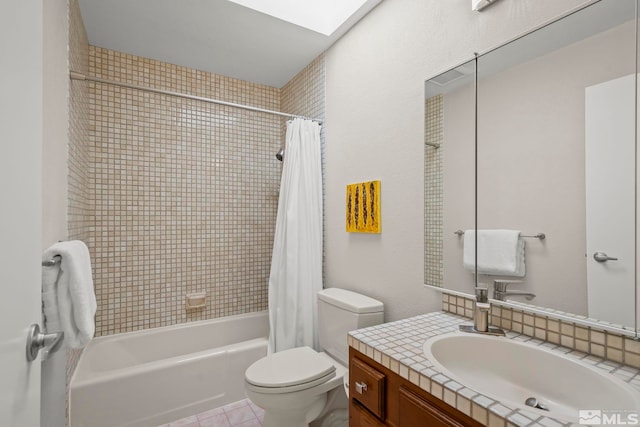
{"left": 249, "top": 391, "right": 327, "bottom": 427}
{"left": 311, "top": 384, "right": 348, "bottom": 427}
{"left": 316, "top": 408, "right": 348, "bottom": 427}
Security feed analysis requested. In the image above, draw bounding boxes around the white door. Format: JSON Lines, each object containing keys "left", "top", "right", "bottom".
{"left": 0, "top": 1, "right": 44, "bottom": 426}
{"left": 585, "top": 74, "right": 635, "bottom": 327}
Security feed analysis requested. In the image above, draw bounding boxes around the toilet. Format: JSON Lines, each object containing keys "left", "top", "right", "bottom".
{"left": 244, "top": 288, "right": 384, "bottom": 427}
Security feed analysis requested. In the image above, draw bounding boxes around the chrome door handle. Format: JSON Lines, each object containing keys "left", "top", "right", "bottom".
{"left": 26, "top": 324, "right": 64, "bottom": 362}
{"left": 593, "top": 252, "right": 618, "bottom": 263}
{"left": 355, "top": 381, "right": 368, "bottom": 394}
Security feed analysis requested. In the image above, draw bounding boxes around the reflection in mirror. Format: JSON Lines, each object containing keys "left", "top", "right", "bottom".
{"left": 425, "top": 0, "right": 638, "bottom": 330}
{"left": 424, "top": 60, "right": 476, "bottom": 290}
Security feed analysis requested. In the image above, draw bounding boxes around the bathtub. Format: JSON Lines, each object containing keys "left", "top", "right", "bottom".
{"left": 70, "top": 311, "right": 269, "bottom": 427}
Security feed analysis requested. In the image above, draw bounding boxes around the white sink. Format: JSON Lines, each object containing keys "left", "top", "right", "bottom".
{"left": 423, "top": 332, "right": 640, "bottom": 423}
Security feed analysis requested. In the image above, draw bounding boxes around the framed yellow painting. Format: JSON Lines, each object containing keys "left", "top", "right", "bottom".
{"left": 346, "top": 180, "right": 381, "bottom": 233}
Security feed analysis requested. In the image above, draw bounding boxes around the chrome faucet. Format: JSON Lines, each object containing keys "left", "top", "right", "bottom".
{"left": 473, "top": 287, "right": 490, "bottom": 332}
{"left": 493, "top": 280, "right": 536, "bottom": 302}
{"left": 459, "top": 287, "right": 505, "bottom": 336}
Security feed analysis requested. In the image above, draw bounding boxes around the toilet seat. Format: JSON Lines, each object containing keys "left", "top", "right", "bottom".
{"left": 245, "top": 347, "right": 336, "bottom": 394}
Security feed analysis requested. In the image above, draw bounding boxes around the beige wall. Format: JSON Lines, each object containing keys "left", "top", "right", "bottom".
{"left": 324, "top": 0, "right": 591, "bottom": 322}
{"left": 43, "top": 0, "right": 69, "bottom": 248}
{"left": 42, "top": 1, "right": 69, "bottom": 427}
{"left": 66, "top": 1, "right": 91, "bottom": 424}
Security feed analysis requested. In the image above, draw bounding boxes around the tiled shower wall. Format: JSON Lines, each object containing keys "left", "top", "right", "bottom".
{"left": 424, "top": 95, "right": 443, "bottom": 286}
{"left": 281, "top": 54, "right": 327, "bottom": 271}
{"left": 281, "top": 54, "right": 326, "bottom": 126}
{"left": 89, "top": 47, "right": 280, "bottom": 335}
{"left": 68, "top": 0, "right": 91, "bottom": 265}
{"left": 85, "top": 47, "right": 326, "bottom": 336}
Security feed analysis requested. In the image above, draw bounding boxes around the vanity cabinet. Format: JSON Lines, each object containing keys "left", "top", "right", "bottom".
{"left": 349, "top": 347, "right": 482, "bottom": 427}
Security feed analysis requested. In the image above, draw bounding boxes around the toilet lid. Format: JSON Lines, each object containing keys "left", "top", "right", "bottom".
{"left": 245, "top": 347, "right": 336, "bottom": 391}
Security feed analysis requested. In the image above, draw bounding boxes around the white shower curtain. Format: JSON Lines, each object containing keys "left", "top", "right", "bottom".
{"left": 268, "top": 118, "right": 323, "bottom": 354}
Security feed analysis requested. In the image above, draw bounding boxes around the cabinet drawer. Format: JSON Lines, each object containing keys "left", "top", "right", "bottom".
{"left": 399, "top": 386, "right": 467, "bottom": 427}
{"left": 350, "top": 357, "right": 386, "bottom": 419}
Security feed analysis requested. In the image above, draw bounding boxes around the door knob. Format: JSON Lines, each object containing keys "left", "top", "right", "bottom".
{"left": 593, "top": 252, "right": 618, "bottom": 263}
{"left": 26, "top": 324, "right": 64, "bottom": 362}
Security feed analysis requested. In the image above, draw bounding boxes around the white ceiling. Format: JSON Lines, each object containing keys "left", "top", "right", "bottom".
{"left": 78, "top": 0, "right": 382, "bottom": 88}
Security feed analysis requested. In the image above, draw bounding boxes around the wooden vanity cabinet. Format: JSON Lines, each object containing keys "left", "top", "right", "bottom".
{"left": 349, "top": 347, "right": 483, "bottom": 427}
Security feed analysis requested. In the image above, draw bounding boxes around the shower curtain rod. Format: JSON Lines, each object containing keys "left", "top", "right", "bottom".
{"left": 69, "top": 71, "right": 323, "bottom": 124}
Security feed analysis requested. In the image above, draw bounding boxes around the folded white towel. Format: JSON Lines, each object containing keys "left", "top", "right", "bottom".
{"left": 463, "top": 229, "right": 525, "bottom": 277}
{"left": 42, "top": 241, "right": 97, "bottom": 349}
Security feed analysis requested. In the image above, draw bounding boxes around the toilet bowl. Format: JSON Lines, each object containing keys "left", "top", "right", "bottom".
{"left": 244, "top": 288, "right": 384, "bottom": 427}
{"left": 245, "top": 348, "right": 346, "bottom": 427}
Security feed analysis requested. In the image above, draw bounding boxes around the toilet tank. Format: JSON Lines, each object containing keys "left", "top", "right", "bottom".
{"left": 317, "top": 288, "right": 384, "bottom": 366}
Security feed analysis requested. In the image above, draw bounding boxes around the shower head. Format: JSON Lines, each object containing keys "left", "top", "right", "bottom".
{"left": 276, "top": 148, "right": 284, "bottom": 161}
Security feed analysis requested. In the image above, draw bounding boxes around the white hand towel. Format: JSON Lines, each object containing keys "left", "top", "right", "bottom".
{"left": 463, "top": 229, "right": 525, "bottom": 277}
{"left": 42, "top": 241, "right": 97, "bottom": 349}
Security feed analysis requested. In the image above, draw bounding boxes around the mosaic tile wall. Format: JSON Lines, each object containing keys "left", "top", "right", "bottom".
{"left": 68, "top": 0, "right": 92, "bottom": 257}
{"left": 281, "top": 54, "right": 326, "bottom": 125}
{"left": 424, "top": 95, "right": 443, "bottom": 286}
{"left": 442, "top": 292, "right": 640, "bottom": 370}
{"left": 85, "top": 46, "right": 326, "bottom": 336}
{"left": 88, "top": 47, "right": 283, "bottom": 335}
{"left": 67, "top": 0, "right": 90, "bottom": 424}
{"left": 280, "top": 54, "right": 327, "bottom": 272}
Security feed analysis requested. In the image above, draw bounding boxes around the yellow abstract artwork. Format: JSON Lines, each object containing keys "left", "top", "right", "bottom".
{"left": 346, "top": 180, "right": 381, "bottom": 233}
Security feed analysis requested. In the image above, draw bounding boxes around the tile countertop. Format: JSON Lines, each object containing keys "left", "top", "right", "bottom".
{"left": 347, "top": 311, "right": 640, "bottom": 427}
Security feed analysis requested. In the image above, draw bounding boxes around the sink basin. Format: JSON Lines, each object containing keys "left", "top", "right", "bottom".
{"left": 423, "top": 332, "right": 640, "bottom": 423}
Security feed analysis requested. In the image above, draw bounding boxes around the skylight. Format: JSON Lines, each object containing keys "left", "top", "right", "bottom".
{"left": 227, "top": 0, "right": 371, "bottom": 36}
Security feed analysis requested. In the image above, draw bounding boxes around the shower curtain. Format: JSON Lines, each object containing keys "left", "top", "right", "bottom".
{"left": 268, "top": 118, "right": 323, "bottom": 354}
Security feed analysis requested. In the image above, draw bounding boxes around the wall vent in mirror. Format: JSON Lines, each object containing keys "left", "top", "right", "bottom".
{"left": 431, "top": 69, "right": 465, "bottom": 86}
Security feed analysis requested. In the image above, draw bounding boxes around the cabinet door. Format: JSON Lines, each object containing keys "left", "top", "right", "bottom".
{"left": 399, "top": 386, "right": 467, "bottom": 427}
{"left": 351, "top": 401, "right": 387, "bottom": 427}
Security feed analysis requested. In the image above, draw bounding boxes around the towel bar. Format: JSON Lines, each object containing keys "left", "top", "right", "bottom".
{"left": 42, "top": 255, "right": 61, "bottom": 267}
{"left": 454, "top": 229, "right": 545, "bottom": 240}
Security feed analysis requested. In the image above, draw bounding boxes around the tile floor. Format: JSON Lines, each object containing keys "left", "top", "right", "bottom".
{"left": 159, "top": 399, "right": 264, "bottom": 427}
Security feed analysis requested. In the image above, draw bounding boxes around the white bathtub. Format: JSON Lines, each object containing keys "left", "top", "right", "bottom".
{"left": 70, "top": 311, "right": 269, "bottom": 427}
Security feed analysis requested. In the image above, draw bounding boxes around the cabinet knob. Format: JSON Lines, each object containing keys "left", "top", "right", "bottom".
{"left": 355, "top": 381, "right": 368, "bottom": 394}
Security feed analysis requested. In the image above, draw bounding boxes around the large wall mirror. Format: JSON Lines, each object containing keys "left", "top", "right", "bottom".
{"left": 425, "top": 0, "right": 638, "bottom": 331}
